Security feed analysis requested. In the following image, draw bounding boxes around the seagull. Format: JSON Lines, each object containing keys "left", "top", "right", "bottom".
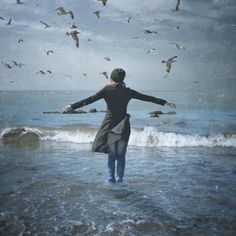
{"left": 1, "top": 62, "right": 13, "bottom": 69}
{"left": 173, "top": 0, "right": 180, "bottom": 12}
{"left": 47, "top": 70, "right": 52, "bottom": 74}
{"left": 15, "top": 0, "right": 24, "bottom": 4}
{"left": 67, "top": 10, "right": 74, "bottom": 20}
{"left": 6, "top": 18, "right": 12, "bottom": 25}
{"left": 162, "top": 56, "right": 177, "bottom": 73}
{"left": 126, "top": 17, "right": 131, "bottom": 23}
{"left": 12, "top": 61, "right": 19, "bottom": 66}
{"left": 61, "top": 73, "right": 73, "bottom": 78}
{"left": 82, "top": 73, "right": 87, "bottom": 76}
{"left": 0, "top": 16, "right": 5, "bottom": 20}
{"left": 66, "top": 30, "right": 80, "bottom": 48}
{"left": 144, "top": 29, "right": 158, "bottom": 34}
{"left": 70, "top": 24, "right": 78, "bottom": 29}
{"left": 100, "top": 72, "right": 109, "bottom": 79}
{"left": 97, "top": 0, "right": 107, "bottom": 6}
{"left": 171, "top": 42, "right": 186, "bottom": 50}
{"left": 46, "top": 50, "right": 54, "bottom": 55}
{"left": 40, "top": 20, "right": 50, "bottom": 28}
{"left": 104, "top": 57, "right": 111, "bottom": 61}
{"left": 147, "top": 48, "right": 156, "bottom": 54}
{"left": 36, "top": 70, "right": 46, "bottom": 75}
{"left": 93, "top": 11, "right": 101, "bottom": 18}
{"left": 11, "top": 60, "right": 25, "bottom": 67}
{"left": 55, "top": 7, "right": 74, "bottom": 20}
{"left": 18, "top": 63, "right": 25, "bottom": 67}
{"left": 18, "top": 39, "right": 23, "bottom": 43}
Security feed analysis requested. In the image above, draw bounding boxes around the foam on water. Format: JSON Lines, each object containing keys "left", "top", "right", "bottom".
{"left": 1, "top": 126, "right": 236, "bottom": 148}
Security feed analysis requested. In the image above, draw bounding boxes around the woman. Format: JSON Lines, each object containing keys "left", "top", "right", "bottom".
{"left": 63, "top": 68, "right": 176, "bottom": 183}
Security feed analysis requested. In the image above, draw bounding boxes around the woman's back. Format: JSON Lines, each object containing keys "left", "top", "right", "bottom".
{"left": 104, "top": 84, "right": 131, "bottom": 119}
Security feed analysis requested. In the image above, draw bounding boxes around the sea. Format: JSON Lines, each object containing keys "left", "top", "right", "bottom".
{"left": 0, "top": 90, "right": 236, "bottom": 235}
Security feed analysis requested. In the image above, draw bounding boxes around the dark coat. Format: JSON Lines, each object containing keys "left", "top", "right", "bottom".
{"left": 70, "top": 84, "right": 166, "bottom": 153}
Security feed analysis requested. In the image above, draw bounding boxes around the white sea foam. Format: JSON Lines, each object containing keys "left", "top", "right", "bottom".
{"left": 1, "top": 126, "right": 236, "bottom": 148}
{"left": 129, "top": 126, "right": 236, "bottom": 148}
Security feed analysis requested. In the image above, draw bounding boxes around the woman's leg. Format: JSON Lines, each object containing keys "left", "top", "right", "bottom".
{"left": 116, "top": 139, "right": 128, "bottom": 182}
{"left": 108, "top": 142, "right": 116, "bottom": 183}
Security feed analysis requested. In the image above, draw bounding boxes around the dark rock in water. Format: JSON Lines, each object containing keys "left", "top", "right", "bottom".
{"left": 2, "top": 127, "right": 40, "bottom": 148}
{"left": 150, "top": 113, "right": 159, "bottom": 118}
{"left": 89, "top": 108, "right": 97, "bottom": 113}
{"left": 149, "top": 111, "right": 164, "bottom": 117}
{"left": 43, "top": 111, "right": 61, "bottom": 114}
{"left": 166, "top": 111, "right": 176, "bottom": 115}
{"left": 149, "top": 111, "right": 164, "bottom": 116}
{"left": 63, "top": 109, "right": 87, "bottom": 114}
{"left": 148, "top": 111, "right": 176, "bottom": 117}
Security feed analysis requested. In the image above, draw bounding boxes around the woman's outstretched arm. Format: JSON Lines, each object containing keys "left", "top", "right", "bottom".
{"left": 131, "top": 90, "right": 176, "bottom": 108}
{"left": 62, "top": 87, "right": 106, "bottom": 113}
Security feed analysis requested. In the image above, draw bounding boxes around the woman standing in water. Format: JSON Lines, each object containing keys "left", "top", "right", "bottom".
{"left": 63, "top": 68, "right": 176, "bottom": 183}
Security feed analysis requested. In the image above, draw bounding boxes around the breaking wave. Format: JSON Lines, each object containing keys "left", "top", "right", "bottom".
{"left": 1, "top": 126, "right": 236, "bottom": 148}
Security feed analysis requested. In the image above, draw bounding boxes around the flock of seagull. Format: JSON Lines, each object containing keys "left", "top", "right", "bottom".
{"left": 1, "top": 0, "right": 184, "bottom": 80}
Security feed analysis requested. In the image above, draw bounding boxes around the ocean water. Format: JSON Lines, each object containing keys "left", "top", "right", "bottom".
{"left": 0, "top": 90, "right": 236, "bottom": 235}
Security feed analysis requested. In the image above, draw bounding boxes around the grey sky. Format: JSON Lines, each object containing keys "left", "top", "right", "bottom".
{"left": 0, "top": 0, "right": 235, "bottom": 94}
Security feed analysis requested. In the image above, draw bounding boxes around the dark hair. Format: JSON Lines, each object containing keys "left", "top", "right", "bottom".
{"left": 110, "top": 68, "right": 126, "bottom": 83}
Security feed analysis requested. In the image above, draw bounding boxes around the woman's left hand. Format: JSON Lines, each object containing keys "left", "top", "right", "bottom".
{"left": 165, "top": 102, "right": 176, "bottom": 108}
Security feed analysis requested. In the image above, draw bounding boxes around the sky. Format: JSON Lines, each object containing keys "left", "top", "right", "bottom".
{"left": 0, "top": 0, "right": 235, "bottom": 94}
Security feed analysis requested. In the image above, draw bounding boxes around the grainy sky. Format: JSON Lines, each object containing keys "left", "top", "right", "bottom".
{"left": 0, "top": 0, "right": 235, "bottom": 94}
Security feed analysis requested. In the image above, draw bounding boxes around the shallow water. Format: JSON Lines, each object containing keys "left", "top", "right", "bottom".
{"left": 0, "top": 90, "right": 236, "bottom": 235}
{"left": 0, "top": 141, "right": 236, "bottom": 235}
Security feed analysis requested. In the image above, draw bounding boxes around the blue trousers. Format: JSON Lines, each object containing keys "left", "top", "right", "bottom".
{"left": 107, "top": 139, "right": 128, "bottom": 182}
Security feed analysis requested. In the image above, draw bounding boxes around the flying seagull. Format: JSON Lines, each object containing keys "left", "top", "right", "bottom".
{"left": 100, "top": 72, "right": 109, "bottom": 79}
{"left": 55, "top": 7, "right": 74, "bottom": 20}
{"left": 66, "top": 30, "right": 80, "bottom": 48}
{"left": 97, "top": 0, "right": 107, "bottom": 6}
{"left": 162, "top": 56, "right": 177, "bottom": 73}
{"left": 11, "top": 61, "right": 25, "bottom": 67}
{"left": 70, "top": 24, "right": 78, "bottom": 29}
{"left": 82, "top": 73, "right": 87, "bottom": 76}
{"left": 15, "top": 0, "right": 24, "bottom": 4}
{"left": 173, "top": 0, "right": 180, "bottom": 12}
{"left": 11, "top": 61, "right": 19, "bottom": 67}
{"left": 36, "top": 70, "right": 46, "bottom": 75}
{"left": 126, "top": 17, "right": 131, "bottom": 23}
{"left": 171, "top": 42, "right": 186, "bottom": 50}
{"left": 46, "top": 50, "right": 54, "bottom": 55}
{"left": 1, "top": 62, "right": 13, "bottom": 69}
{"left": 104, "top": 57, "right": 111, "bottom": 61}
{"left": 61, "top": 73, "right": 73, "bottom": 78}
{"left": 0, "top": 16, "right": 5, "bottom": 20}
{"left": 6, "top": 18, "right": 12, "bottom": 25}
{"left": 18, "top": 39, "right": 23, "bottom": 43}
{"left": 93, "top": 11, "right": 101, "bottom": 18}
{"left": 144, "top": 29, "right": 158, "bottom": 34}
{"left": 36, "top": 70, "right": 52, "bottom": 75}
{"left": 40, "top": 20, "right": 50, "bottom": 28}
{"left": 147, "top": 48, "right": 156, "bottom": 54}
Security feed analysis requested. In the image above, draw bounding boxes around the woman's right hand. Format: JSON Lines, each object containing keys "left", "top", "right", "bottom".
{"left": 62, "top": 105, "right": 74, "bottom": 113}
